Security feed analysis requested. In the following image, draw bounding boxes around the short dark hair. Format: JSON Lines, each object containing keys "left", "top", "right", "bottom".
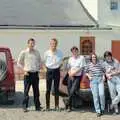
{"left": 104, "top": 51, "right": 112, "bottom": 58}
{"left": 27, "top": 38, "right": 35, "bottom": 44}
{"left": 70, "top": 46, "right": 79, "bottom": 52}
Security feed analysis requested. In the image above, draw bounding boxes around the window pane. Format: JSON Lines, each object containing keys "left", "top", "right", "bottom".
{"left": 110, "top": 1, "right": 118, "bottom": 10}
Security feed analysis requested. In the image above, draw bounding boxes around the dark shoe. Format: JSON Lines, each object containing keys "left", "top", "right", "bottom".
{"left": 22, "top": 104, "right": 28, "bottom": 112}
{"left": 35, "top": 106, "right": 43, "bottom": 111}
{"left": 23, "top": 107, "right": 28, "bottom": 112}
{"left": 97, "top": 113, "right": 101, "bottom": 117}
{"left": 101, "top": 110, "right": 104, "bottom": 115}
{"left": 35, "top": 107, "right": 41, "bottom": 111}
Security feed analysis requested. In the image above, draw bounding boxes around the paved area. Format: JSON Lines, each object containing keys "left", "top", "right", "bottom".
{"left": 0, "top": 80, "right": 120, "bottom": 120}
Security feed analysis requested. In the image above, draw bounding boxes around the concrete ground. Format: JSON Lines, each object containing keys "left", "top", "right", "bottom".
{"left": 0, "top": 80, "right": 119, "bottom": 120}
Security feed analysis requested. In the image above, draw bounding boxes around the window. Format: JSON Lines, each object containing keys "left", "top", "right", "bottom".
{"left": 110, "top": 0, "right": 118, "bottom": 10}
{"left": 80, "top": 37, "right": 95, "bottom": 55}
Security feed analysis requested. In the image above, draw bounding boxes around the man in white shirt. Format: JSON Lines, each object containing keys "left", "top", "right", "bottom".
{"left": 17, "top": 38, "right": 42, "bottom": 112}
{"left": 66, "top": 46, "right": 86, "bottom": 112}
{"left": 44, "top": 38, "right": 63, "bottom": 111}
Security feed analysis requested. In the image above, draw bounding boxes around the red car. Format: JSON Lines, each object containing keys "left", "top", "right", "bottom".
{"left": 0, "top": 47, "right": 15, "bottom": 104}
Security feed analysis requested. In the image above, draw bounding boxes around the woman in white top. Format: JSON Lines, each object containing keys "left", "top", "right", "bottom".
{"left": 85, "top": 53, "right": 105, "bottom": 117}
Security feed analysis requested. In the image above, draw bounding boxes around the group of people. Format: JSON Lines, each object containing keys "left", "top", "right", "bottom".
{"left": 86, "top": 51, "right": 120, "bottom": 117}
{"left": 17, "top": 38, "right": 63, "bottom": 112}
{"left": 17, "top": 38, "right": 120, "bottom": 117}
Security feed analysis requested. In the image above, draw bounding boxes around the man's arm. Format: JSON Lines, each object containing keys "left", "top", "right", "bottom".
{"left": 17, "top": 51, "right": 25, "bottom": 70}
{"left": 69, "top": 56, "right": 86, "bottom": 76}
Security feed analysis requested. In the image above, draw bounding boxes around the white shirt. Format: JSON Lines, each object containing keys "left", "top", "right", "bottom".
{"left": 17, "top": 48, "right": 41, "bottom": 72}
{"left": 68, "top": 55, "right": 86, "bottom": 76}
{"left": 44, "top": 49, "right": 63, "bottom": 69}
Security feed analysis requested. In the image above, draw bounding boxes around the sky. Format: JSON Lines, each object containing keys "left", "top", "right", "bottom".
{"left": 81, "top": 0, "right": 98, "bottom": 20}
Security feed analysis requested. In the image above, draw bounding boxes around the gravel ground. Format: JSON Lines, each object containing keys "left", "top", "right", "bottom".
{"left": 0, "top": 80, "right": 120, "bottom": 120}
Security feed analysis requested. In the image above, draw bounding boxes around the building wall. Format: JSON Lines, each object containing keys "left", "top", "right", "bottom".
{"left": 98, "top": 0, "right": 120, "bottom": 26}
{"left": 0, "top": 29, "right": 119, "bottom": 61}
{"left": 81, "top": 0, "right": 98, "bottom": 20}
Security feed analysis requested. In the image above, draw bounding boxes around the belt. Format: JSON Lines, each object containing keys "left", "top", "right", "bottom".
{"left": 47, "top": 67, "right": 60, "bottom": 71}
{"left": 28, "top": 71, "right": 39, "bottom": 73}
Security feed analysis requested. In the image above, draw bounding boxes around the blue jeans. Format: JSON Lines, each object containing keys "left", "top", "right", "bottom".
{"left": 107, "top": 76, "right": 120, "bottom": 108}
{"left": 90, "top": 76, "right": 105, "bottom": 113}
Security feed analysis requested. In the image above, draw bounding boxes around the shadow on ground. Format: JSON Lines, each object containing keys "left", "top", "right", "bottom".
{"left": 0, "top": 92, "right": 34, "bottom": 109}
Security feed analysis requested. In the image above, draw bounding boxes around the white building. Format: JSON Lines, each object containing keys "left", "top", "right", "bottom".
{"left": 81, "top": 0, "right": 120, "bottom": 60}
{"left": 0, "top": 0, "right": 120, "bottom": 61}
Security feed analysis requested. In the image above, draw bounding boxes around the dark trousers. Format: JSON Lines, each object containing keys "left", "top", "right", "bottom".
{"left": 46, "top": 67, "right": 60, "bottom": 108}
{"left": 23, "top": 72, "right": 40, "bottom": 109}
{"left": 67, "top": 76, "right": 81, "bottom": 108}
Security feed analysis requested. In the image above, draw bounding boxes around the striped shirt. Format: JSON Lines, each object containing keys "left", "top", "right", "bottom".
{"left": 85, "top": 61, "right": 105, "bottom": 77}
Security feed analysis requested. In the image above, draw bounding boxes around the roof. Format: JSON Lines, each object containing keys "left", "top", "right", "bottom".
{"left": 0, "top": 0, "right": 98, "bottom": 27}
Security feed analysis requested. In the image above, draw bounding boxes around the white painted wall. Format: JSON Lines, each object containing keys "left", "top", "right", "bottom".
{"left": 98, "top": 0, "right": 120, "bottom": 27}
{"left": 0, "top": 29, "right": 120, "bottom": 61}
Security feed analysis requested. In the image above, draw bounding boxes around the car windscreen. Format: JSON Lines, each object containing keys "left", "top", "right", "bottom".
{"left": 0, "top": 52, "right": 7, "bottom": 82}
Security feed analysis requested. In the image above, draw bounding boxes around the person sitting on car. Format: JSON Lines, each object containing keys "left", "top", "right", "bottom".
{"left": 103, "top": 51, "right": 120, "bottom": 115}
{"left": 64, "top": 46, "right": 86, "bottom": 112}
{"left": 85, "top": 53, "right": 105, "bottom": 117}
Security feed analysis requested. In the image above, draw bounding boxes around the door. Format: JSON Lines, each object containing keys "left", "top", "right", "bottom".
{"left": 80, "top": 36, "right": 95, "bottom": 55}
{"left": 112, "top": 40, "right": 120, "bottom": 61}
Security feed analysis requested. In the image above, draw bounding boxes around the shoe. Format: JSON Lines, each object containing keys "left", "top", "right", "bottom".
{"left": 66, "top": 108, "right": 71, "bottom": 112}
{"left": 66, "top": 106, "right": 72, "bottom": 112}
{"left": 35, "top": 107, "right": 41, "bottom": 111}
{"left": 42, "top": 107, "right": 50, "bottom": 112}
{"left": 101, "top": 110, "right": 104, "bottom": 115}
{"left": 54, "top": 107, "right": 61, "bottom": 112}
{"left": 97, "top": 113, "right": 101, "bottom": 117}
{"left": 114, "top": 108, "right": 119, "bottom": 115}
{"left": 113, "top": 112, "right": 119, "bottom": 115}
{"left": 22, "top": 104, "right": 28, "bottom": 112}
{"left": 35, "top": 105, "right": 43, "bottom": 111}
{"left": 23, "top": 107, "right": 28, "bottom": 112}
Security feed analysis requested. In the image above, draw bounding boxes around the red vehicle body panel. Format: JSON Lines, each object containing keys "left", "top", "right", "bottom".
{"left": 0, "top": 47, "right": 15, "bottom": 104}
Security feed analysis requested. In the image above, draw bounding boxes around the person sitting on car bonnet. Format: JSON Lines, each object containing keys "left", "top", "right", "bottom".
{"left": 64, "top": 46, "right": 86, "bottom": 112}
{"left": 103, "top": 51, "right": 120, "bottom": 115}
